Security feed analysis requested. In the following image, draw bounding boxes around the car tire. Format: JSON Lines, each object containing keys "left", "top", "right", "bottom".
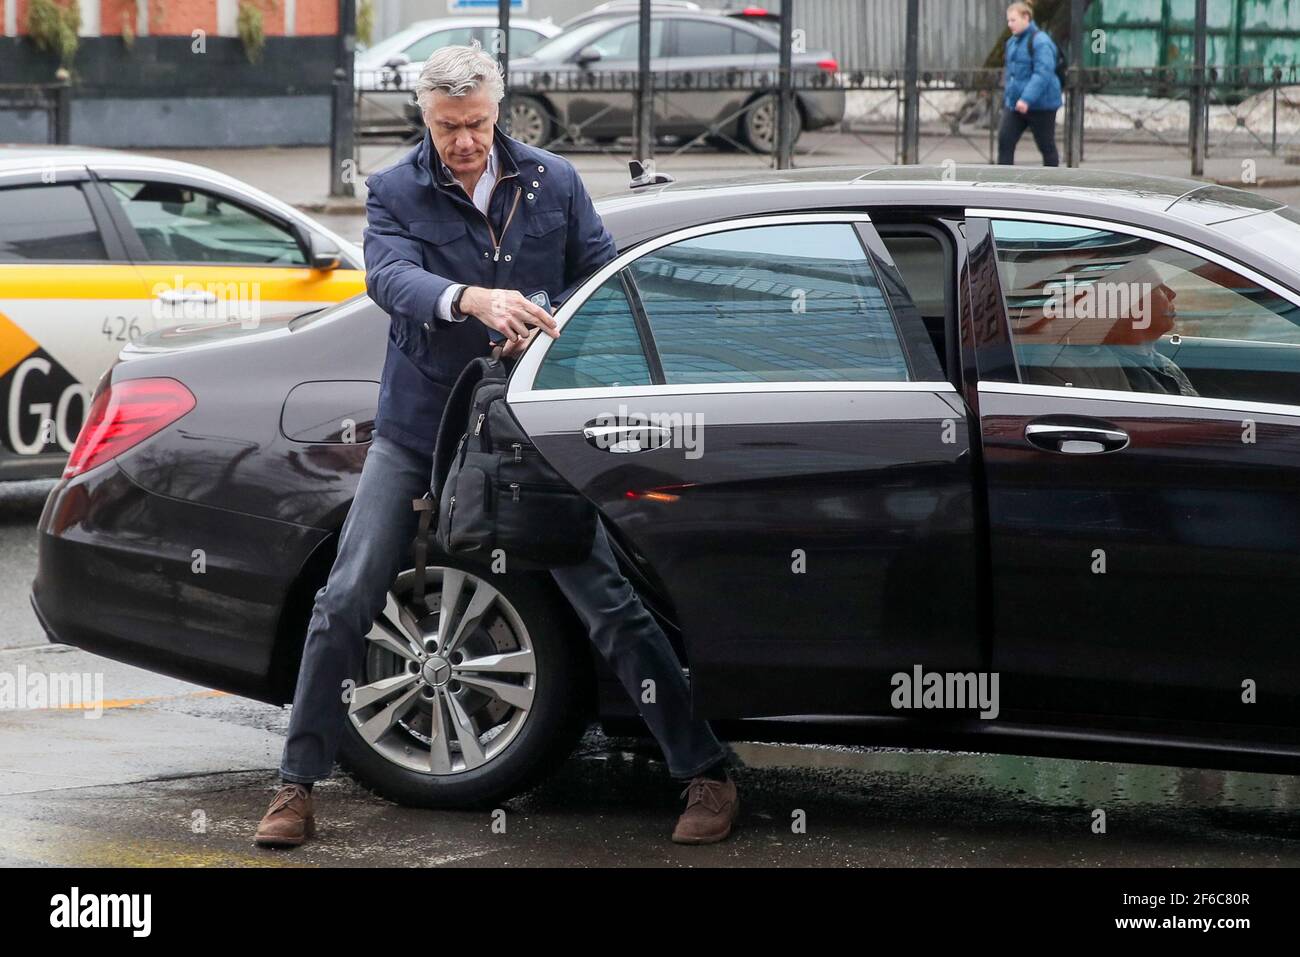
{"left": 337, "top": 556, "right": 594, "bottom": 809}
{"left": 740, "top": 93, "right": 803, "bottom": 153}
{"left": 508, "top": 96, "right": 554, "bottom": 149}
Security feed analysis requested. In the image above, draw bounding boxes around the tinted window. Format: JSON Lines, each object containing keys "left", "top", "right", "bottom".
{"left": 105, "top": 180, "right": 307, "bottom": 265}
{"left": 0, "top": 184, "right": 106, "bottom": 262}
{"left": 534, "top": 275, "right": 653, "bottom": 389}
{"left": 630, "top": 223, "right": 910, "bottom": 384}
{"left": 730, "top": 25, "right": 774, "bottom": 55}
{"left": 587, "top": 20, "right": 664, "bottom": 59}
{"left": 674, "top": 21, "right": 742, "bottom": 57}
{"left": 992, "top": 219, "right": 1300, "bottom": 405}
{"left": 405, "top": 28, "right": 474, "bottom": 61}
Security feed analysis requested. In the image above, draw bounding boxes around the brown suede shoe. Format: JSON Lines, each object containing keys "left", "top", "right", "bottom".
{"left": 254, "top": 783, "right": 315, "bottom": 847}
{"left": 672, "top": 774, "right": 739, "bottom": 844}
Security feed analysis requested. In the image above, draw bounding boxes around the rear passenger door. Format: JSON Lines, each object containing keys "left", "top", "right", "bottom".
{"left": 0, "top": 172, "right": 146, "bottom": 475}
{"left": 967, "top": 209, "right": 1300, "bottom": 727}
{"left": 508, "top": 214, "right": 980, "bottom": 719}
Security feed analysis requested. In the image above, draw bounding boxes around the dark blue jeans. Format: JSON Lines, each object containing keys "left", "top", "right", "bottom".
{"left": 997, "top": 107, "right": 1060, "bottom": 166}
{"left": 280, "top": 431, "right": 728, "bottom": 784}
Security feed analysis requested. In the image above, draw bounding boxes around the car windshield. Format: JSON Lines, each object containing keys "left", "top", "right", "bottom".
{"left": 1216, "top": 205, "right": 1300, "bottom": 280}
{"left": 525, "top": 19, "right": 628, "bottom": 61}
{"left": 355, "top": 26, "right": 428, "bottom": 66}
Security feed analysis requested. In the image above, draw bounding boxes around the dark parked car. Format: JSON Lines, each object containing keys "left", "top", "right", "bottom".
{"left": 499, "top": 11, "right": 844, "bottom": 152}
{"left": 32, "top": 165, "right": 1300, "bottom": 808}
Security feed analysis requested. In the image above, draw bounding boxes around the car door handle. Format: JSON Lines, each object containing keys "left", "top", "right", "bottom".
{"left": 1025, "top": 423, "right": 1130, "bottom": 454}
{"left": 155, "top": 290, "right": 218, "bottom": 304}
{"left": 583, "top": 423, "right": 672, "bottom": 453}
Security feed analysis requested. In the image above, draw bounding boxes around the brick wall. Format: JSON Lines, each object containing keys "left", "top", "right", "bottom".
{"left": 2, "top": 0, "right": 339, "bottom": 36}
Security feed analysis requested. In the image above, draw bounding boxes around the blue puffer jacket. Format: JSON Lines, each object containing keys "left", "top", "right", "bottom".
{"left": 1003, "top": 23, "right": 1062, "bottom": 112}
{"left": 363, "top": 125, "right": 617, "bottom": 455}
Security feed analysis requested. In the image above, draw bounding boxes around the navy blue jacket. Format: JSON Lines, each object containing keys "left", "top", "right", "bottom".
{"left": 1003, "top": 23, "right": 1062, "bottom": 112}
{"left": 363, "top": 125, "right": 617, "bottom": 455}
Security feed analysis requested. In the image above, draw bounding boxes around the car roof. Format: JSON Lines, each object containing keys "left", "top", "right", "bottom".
{"left": 377, "top": 16, "right": 557, "bottom": 33}
{"left": 0, "top": 143, "right": 132, "bottom": 172}
{"left": 597, "top": 163, "right": 1284, "bottom": 231}
{"left": 593, "top": 164, "right": 1294, "bottom": 283}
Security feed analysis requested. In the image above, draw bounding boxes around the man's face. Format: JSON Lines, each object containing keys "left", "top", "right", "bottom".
{"left": 424, "top": 88, "right": 498, "bottom": 178}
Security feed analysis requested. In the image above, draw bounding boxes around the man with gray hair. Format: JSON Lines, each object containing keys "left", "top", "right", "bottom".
{"left": 255, "top": 42, "right": 739, "bottom": 848}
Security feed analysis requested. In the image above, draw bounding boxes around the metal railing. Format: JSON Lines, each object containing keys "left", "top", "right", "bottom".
{"left": 342, "top": 0, "right": 1300, "bottom": 182}
{"left": 0, "top": 80, "right": 71, "bottom": 145}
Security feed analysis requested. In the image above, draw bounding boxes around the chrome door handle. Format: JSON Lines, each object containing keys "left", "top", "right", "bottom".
{"left": 583, "top": 423, "right": 672, "bottom": 453}
{"left": 155, "top": 290, "right": 218, "bottom": 304}
{"left": 1025, "top": 423, "right": 1130, "bottom": 454}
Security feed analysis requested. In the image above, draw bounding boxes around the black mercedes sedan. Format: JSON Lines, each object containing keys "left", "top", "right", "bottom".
{"left": 31, "top": 165, "right": 1300, "bottom": 808}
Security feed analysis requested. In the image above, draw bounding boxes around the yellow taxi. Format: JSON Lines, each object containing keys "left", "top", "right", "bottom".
{"left": 0, "top": 145, "right": 365, "bottom": 479}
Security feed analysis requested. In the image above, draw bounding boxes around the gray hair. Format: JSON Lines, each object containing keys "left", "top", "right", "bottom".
{"left": 414, "top": 41, "right": 505, "bottom": 112}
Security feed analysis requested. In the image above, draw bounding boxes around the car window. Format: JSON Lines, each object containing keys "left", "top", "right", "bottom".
{"left": 405, "top": 27, "right": 474, "bottom": 62}
{"left": 991, "top": 219, "right": 1300, "bottom": 405}
{"left": 730, "top": 26, "right": 773, "bottom": 55}
{"left": 510, "top": 27, "right": 550, "bottom": 56}
{"left": 0, "top": 184, "right": 107, "bottom": 262}
{"left": 629, "top": 222, "right": 911, "bottom": 384}
{"left": 673, "top": 20, "right": 754, "bottom": 57}
{"left": 534, "top": 275, "right": 653, "bottom": 389}
{"left": 587, "top": 20, "right": 665, "bottom": 59}
{"left": 528, "top": 19, "right": 662, "bottom": 62}
{"left": 104, "top": 180, "right": 307, "bottom": 266}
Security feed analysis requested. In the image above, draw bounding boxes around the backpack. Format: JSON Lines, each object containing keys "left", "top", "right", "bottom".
{"left": 1027, "top": 27, "right": 1069, "bottom": 90}
{"left": 420, "top": 353, "right": 597, "bottom": 580}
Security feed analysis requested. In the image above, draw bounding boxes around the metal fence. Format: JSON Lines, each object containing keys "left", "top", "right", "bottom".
{"left": 0, "top": 81, "right": 71, "bottom": 145}
{"left": 340, "top": 0, "right": 1300, "bottom": 188}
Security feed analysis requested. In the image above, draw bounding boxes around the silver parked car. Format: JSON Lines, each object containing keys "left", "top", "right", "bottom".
{"left": 502, "top": 11, "right": 845, "bottom": 152}
{"left": 355, "top": 16, "right": 562, "bottom": 135}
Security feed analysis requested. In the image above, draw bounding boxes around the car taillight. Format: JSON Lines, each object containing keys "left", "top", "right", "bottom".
{"left": 63, "top": 377, "right": 196, "bottom": 479}
{"left": 817, "top": 58, "right": 839, "bottom": 73}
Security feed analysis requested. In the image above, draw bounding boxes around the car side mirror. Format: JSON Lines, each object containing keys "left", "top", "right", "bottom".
{"left": 308, "top": 234, "right": 342, "bottom": 271}
{"left": 574, "top": 46, "right": 603, "bottom": 66}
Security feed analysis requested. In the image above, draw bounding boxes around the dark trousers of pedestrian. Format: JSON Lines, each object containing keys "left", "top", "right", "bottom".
{"left": 997, "top": 108, "right": 1060, "bottom": 166}
{"left": 279, "top": 430, "right": 730, "bottom": 786}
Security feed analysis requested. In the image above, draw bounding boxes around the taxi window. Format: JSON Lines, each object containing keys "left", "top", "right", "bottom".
{"left": 104, "top": 180, "right": 307, "bottom": 266}
{"left": 0, "top": 184, "right": 107, "bottom": 262}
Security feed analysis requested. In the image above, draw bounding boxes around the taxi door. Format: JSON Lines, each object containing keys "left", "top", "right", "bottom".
{"left": 88, "top": 174, "right": 364, "bottom": 332}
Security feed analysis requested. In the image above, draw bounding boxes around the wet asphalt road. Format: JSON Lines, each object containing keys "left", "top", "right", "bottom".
{"left": 4, "top": 483, "right": 1300, "bottom": 867}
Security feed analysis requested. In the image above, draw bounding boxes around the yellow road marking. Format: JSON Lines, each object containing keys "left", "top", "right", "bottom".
{"left": 42, "top": 689, "right": 231, "bottom": 711}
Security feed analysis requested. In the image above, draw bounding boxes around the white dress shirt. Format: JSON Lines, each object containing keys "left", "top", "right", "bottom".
{"left": 435, "top": 144, "right": 499, "bottom": 323}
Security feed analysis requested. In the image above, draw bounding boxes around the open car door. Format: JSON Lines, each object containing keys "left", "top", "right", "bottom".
{"left": 507, "top": 213, "right": 980, "bottom": 719}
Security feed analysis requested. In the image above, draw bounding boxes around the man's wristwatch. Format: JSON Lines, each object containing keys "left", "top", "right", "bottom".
{"left": 450, "top": 285, "right": 469, "bottom": 320}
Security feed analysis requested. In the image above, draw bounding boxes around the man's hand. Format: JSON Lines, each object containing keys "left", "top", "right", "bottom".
{"left": 461, "top": 287, "right": 559, "bottom": 342}
{"left": 1015, "top": 98, "right": 1029, "bottom": 114}
{"left": 498, "top": 327, "right": 538, "bottom": 359}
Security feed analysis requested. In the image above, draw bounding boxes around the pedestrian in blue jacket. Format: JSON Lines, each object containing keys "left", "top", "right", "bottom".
{"left": 998, "top": 1, "right": 1062, "bottom": 166}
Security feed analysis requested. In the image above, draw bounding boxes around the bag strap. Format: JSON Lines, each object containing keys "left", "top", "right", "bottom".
{"left": 432, "top": 356, "right": 491, "bottom": 498}
{"left": 411, "top": 493, "right": 435, "bottom": 613}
